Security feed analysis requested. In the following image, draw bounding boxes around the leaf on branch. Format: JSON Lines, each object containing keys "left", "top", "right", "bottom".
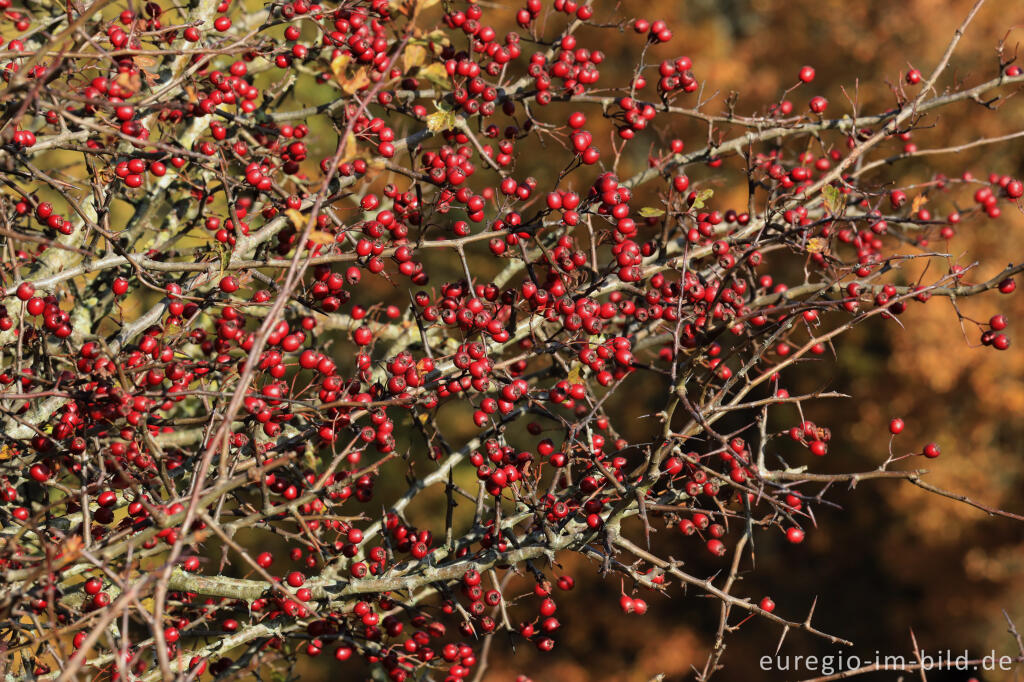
{"left": 911, "top": 194, "right": 928, "bottom": 213}
{"left": 285, "top": 209, "right": 306, "bottom": 229}
{"left": 215, "top": 240, "right": 231, "bottom": 274}
{"left": 822, "top": 185, "right": 846, "bottom": 216}
{"left": 403, "top": 44, "right": 427, "bottom": 71}
{"left": 114, "top": 69, "right": 142, "bottom": 93}
{"left": 131, "top": 54, "right": 160, "bottom": 86}
{"left": 806, "top": 237, "right": 828, "bottom": 254}
{"left": 638, "top": 207, "right": 665, "bottom": 218}
{"left": 286, "top": 211, "right": 334, "bottom": 244}
{"left": 420, "top": 29, "right": 450, "bottom": 46}
{"left": 340, "top": 131, "right": 359, "bottom": 163}
{"left": 418, "top": 62, "right": 451, "bottom": 89}
{"left": 308, "top": 230, "right": 337, "bottom": 245}
{"left": 330, "top": 53, "right": 351, "bottom": 78}
{"left": 331, "top": 54, "right": 371, "bottom": 94}
{"left": 426, "top": 105, "right": 458, "bottom": 133}
{"left": 691, "top": 189, "right": 714, "bottom": 210}
{"left": 132, "top": 53, "right": 157, "bottom": 70}
{"left": 567, "top": 365, "right": 583, "bottom": 384}
{"left": 304, "top": 448, "right": 318, "bottom": 470}
{"left": 344, "top": 68, "right": 372, "bottom": 94}
{"left": 393, "top": 0, "right": 440, "bottom": 19}
{"left": 59, "top": 535, "right": 84, "bottom": 564}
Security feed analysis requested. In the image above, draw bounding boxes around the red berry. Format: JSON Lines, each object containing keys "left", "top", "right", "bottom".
{"left": 29, "top": 463, "right": 51, "bottom": 482}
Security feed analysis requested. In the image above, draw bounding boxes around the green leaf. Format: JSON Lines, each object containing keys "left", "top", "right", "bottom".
{"left": 638, "top": 207, "right": 665, "bottom": 218}
{"left": 691, "top": 188, "right": 714, "bottom": 210}
{"left": 822, "top": 185, "right": 845, "bottom": 216}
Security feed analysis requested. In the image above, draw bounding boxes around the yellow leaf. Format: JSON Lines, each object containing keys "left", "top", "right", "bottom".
{"left": 286, "top": 209, "right": 305, "bottom": 228}
{"left": 567, "top": 365, "right": 582, "bottom": 384}
{"left": 342, "top": 68, "right": 371, "bottom": 95}
{"left": 403, "top": 44, "right": 427, "bottom": 71}
{"left": 340, "top": 132, "right": 358, "bottom": 163}
{"left": 426, "top": 108, "right": 457, "bottom": 133}
{"left": 911, "top": 194, "right": 928, "bottom": 213}
{"left": 331, "top": 54, "right": 371, "bottom": 94}
{"left": 330, "top": 53, "right": 351, "bottom": 78}
{"left": 394, "top": 0, "right": 441, "bottom": 18}
{"left": 806, "top": 237, "right": 828, "bottom": 253}
{"left": 418, "top": 62, "right": 450, "bottom": 88}
{"left": 309, "top": 231, "right": 336, "bottom": 245}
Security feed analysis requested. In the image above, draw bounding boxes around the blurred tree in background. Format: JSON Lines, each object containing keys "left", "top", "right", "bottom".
{"left": 0, "top": 0, "right": 1020, "bottom": 680}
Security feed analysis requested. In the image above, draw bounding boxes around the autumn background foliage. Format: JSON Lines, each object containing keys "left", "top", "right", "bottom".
{"left": 0, "top": 0, "right": 1021, "bottom": 680}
